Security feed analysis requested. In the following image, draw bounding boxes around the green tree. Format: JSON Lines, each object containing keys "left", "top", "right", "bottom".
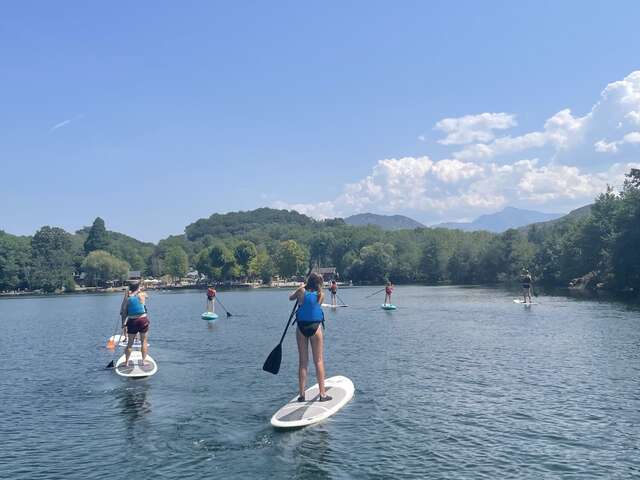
{"left": 276, "top": 240, "right": 307, "bottom": 278}
{"left": 164, "top": 246, "right": 189, "bottom": 281}
{"left": 31, "top": 226, "right": 76, "bottom": 292}
{"left": 209, "top": 242, "right": 237, "bottom": 279}
{"left": 84, "top": 217, "right": 109, "bottom": 253}
{"left": 0, "top": 232, "right": 31, "bottom": 290}
{"left": 420, "top": 240, "right": 442, "bottom": 283}
{"left": 309, "top": 232, "right": 335, "bottom": 267}
{"left": 251, "top": 248, "right": 276, "bottom": 284}
{"left": 348, "top": 242, "right": 395, "bottom": 282}
{"left": 81, "top": 250, "right": 130, "bottom": 287}
{"left": 234, "top": 240, "right": 257, "bottom": 277}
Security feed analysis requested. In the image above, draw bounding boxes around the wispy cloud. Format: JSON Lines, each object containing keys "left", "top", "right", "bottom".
{"left": 49, "top": 119, "right": 72, "bottom": 132}
{"left": 49, "top": 114, "right": 84, "bottom": 133}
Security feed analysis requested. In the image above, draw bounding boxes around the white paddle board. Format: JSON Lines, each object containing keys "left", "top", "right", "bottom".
{"left": 271, "top": 375, "right": 354, "bottom": 429}
{"left": 513, "top": 299, "right": 537, "bottom": 305}
{"left": 381, "top": 304, "right": 397, "bottom": 310}
{"left": 321, "top": 304, "right": 349, "bottom": 308}
{"left": 201, "top": 312, "right": 219, "bottom": 320}
{"left": 115, "top": 351, "right": 157, "bottom": 378}
{"left": 108, "top": 334, "right": 144, "bottom": 349}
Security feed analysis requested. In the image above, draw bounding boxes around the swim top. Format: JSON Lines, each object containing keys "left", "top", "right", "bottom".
{"left": 385, "top": 286, "right": 393, "bottom": 294}
{"left": 127, "top": 293, "right": 146, "bottom": 316}
{"left": 296, "top": 291, "right": 324, "bottom": 323}
{"left": 207, "top": 288, "right": 216, "bottom": 297}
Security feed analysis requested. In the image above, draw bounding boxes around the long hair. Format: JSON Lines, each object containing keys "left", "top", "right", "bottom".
{"left": 129, "top": 281, "right": 140, "bottom": 293}
{"left": 305, "top": 272, "right": 324, "bottom": 294}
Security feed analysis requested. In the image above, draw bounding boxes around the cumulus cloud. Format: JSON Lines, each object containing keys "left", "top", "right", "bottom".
{"left": 435, "top": 112, "right": 517, "bottom": 145}
{"left": 275, "top": 71, "right": 640, "bottom": 223}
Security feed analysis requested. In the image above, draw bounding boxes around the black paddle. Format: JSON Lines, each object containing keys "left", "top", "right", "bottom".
{"left": 262, "top": 300, "right": 299, "bottom": 375}
{"left": 365, "top": 287, "right": 385, "bottom": 299}
{"left": 215, "top": 297, "right": 233, "bottom": 318}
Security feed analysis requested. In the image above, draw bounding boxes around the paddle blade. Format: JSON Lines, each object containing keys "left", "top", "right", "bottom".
{"left": 226, "top": 312, "right": 232, "bottom": 318}
{"left": 106, "top": 340, "right": 116, "bottom": 350}
{"left": 262, "top": 344, "right": 282, "bottom": 375}
{"left": 106, "top": 360, "right": 115, "bottom": 369}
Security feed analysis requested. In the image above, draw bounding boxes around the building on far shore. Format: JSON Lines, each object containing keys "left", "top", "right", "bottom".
{"left": 314, "top": 267, "right": 337, "bottom": 282}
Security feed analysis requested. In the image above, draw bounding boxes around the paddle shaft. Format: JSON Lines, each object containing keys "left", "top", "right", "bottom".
{"left": 278, "top": 300, "right": 299, "bottom": 345}
{"left": 215, "top": 297, "right": 232, "bottom": 316}
{"left": 365, "top": 287, "right": 386, "bottom": 298}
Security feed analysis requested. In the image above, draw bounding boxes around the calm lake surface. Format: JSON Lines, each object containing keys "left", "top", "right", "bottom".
{"left": 2, "top": 286, "right": 639, "bottom": 479}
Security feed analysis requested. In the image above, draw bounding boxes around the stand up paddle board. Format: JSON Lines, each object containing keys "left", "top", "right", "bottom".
{"left": 381, "top": 304, "right": 397, "bottom": 310}
{"left": 513, "top": 299, "right": 537, "bottom": 305}
{"left": 321, "top": 304, "right": 349, "bottom": 308}
{"left": 115, "top": 351, "right": 157, "bottom": 378}
{"left": 271, "top": 375, "right": 354, "bottom": 429}
{"left": 201, "top": 312, "right": 219, "bottom": 320}
{"left": 108, "top": 334, "right": 144, "bottom": 349}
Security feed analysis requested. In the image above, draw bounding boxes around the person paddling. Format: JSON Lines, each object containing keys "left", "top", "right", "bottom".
{"left": 121, "top": 281, "right": 150, "bottom": 366}
{"left": 384, "top": 281, "right": 394, "bottom": 305}
{"left": 520, "top": 268, "right": 533, "bottom": 304}
{"left": 329, "top": 280, "right": 338, "bottom": 306}
{"left": 206, "top": 286, "right": 216, "bottom": 313}
{"left": 289, "top": 273, "right": 332, "bottom": 402}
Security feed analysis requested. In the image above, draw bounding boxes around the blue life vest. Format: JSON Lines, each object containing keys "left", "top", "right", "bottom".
{"left": 296, "top": 291, "right": 324, "bottom": 323}
{"left": 127, "top": 293, "right": 146, "bottom": 316}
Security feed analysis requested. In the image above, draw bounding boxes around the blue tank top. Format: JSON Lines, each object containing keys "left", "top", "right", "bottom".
{"left": 296, "top": 291, "right": 324, "bottom": 323}
{"left": 127, "top": 294, "right": 146, "bottom": 316}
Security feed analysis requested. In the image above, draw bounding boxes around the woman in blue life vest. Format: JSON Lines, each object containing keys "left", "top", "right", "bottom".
{"left": 289, "top": 273, "right": 332, "bottom": 402}
{"left": 120, "top": 281, "right": 150, "bottom": 366}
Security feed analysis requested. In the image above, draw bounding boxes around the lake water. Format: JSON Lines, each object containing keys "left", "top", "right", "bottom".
{"left": 1, "top": 286, "right": 639, "bottom": 479}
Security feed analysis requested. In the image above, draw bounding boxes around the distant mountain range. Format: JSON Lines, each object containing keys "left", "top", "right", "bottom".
{"left": 434, "top": 207, "right": 563, "bottom": 232}
{"left": 344, "top": 207, "right": 568, "bottom": 232}
{"left": 344, "top": 213, "right": 425, "bottom": 230}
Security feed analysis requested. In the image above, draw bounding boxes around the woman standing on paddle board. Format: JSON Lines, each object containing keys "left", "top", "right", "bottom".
{"left": 384, "top": 281, "right": 394, "bottom": 305}
{"left": 206, "top": 286, "right": 216, "bottom": 313}
{"left": 289, "top": 273, "right": 332, "bottom": 402}
{"left": 520, "top": 269, "right": 533, "bottom": 304}
{"left": 329, "top": 280, "right": 338, "bottom": 306}
{"left": 121, "top": 281, "right": 151, "bottom": 366}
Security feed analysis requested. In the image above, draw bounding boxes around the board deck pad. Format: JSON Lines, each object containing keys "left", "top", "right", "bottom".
{"left": 108, "top": 334, "right": 143, "bottom": 348}
{"left": 271, "top": 375, "right": 354, "bottom": 428}
{"left": 115, "top": 351, "right": 158, "bottom": 378}
{"left": 201, "top": 312, "right": 219, "bottom": 320}
{"left": 381, "top": 304, "right": 397, "bottom": 310}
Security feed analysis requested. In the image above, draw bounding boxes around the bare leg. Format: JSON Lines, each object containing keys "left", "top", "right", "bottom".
{"left": 139, "top": 332, "right": 148, "bottom": 363}
{"left": 296, "top": 328, "right": 309, "bottom": 398}
{"left": 309, "top": 328, "right": 326, "bottom": 397}
{"left": 125, "top": 334, "right": 136, "bottom": 365}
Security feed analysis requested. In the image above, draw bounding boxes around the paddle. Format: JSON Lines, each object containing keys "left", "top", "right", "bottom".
{"left": 106, "top": 290, "right": 129, "bottom": 368}
{"left": 336, "top": 293, "right": 348, "bottom": 306}
{"left": 262, "top": 299, "right": 299, "bottom": 375}
{"left": 365, "top": 287, "right": 385, "bottom": 299}
{"left": 215, "top": 297, "right": 233, "bottom": 318}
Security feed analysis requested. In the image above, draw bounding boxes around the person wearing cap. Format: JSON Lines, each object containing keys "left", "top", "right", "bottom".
{"left": 120, "top": 281, "right": 151, "bottom": 366}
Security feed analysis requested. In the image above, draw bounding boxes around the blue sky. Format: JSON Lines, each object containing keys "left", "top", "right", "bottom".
{"left": 1, "top": 1, "right": 640, "bottom": 241}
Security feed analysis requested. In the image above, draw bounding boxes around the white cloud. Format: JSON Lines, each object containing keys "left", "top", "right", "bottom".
{"left": 275, "top": 71, "right": 640, "bottom": 223}
{"left": 435, "top": 112, "right": 517, "bottom": 145}
{"left": 49, "top": 119, "right": 72, "bottom": 132}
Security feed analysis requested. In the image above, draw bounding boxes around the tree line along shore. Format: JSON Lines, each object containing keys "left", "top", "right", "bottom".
{"left": 1, "top": 169, "right": 638, "bottom": 298}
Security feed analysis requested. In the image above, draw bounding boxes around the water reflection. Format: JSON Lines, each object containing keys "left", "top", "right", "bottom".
{"left": 293, "top": 430, "right": 332, "bottom": 479}
{"left": 117, "top": 382, "right": 152, "bottom": 424}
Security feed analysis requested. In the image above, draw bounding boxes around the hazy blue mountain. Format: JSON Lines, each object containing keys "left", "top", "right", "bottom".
{"left": 435, "top": 207, "right": 563, "bottom": 233}
{"left": 344, "top": 213, "right": 425, "bottom": 230}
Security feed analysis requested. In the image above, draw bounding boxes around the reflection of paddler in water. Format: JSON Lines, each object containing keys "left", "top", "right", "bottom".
{"left": 520, "top": 268, "right": 533, "bottom": 303}
{"left": 120, "top": 281, "right": 151, "bottom": 366}
{"left": 289, "top": 273, "right": 332, "bottom": 402}
{"left": 329, "top": 280, "right": 338, "bottom": 306}
{"left": 384, "top": 281, "right": 394, "bottom": 304}
{"left": 206, "top": 286, "right": 216, "bottom": 313}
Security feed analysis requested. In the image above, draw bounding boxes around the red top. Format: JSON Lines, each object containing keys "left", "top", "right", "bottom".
{"left": 207, "top": 288, "right": 216, "bottom": 297}
{"left": 330, "top": 283, "right": 337, "bottom": 293}
{"left": 385, "top": 286, "right": 393, "bottom": 294}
